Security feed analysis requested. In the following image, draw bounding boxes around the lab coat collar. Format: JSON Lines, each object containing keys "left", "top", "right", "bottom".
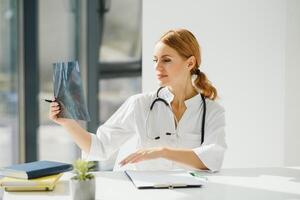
{"left": 162, "top": 87, "right": 202, "bottom": 108}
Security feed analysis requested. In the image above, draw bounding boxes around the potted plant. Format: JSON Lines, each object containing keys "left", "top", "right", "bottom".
{"left": 70, "top": 159, "right": 96, "bottom": 200}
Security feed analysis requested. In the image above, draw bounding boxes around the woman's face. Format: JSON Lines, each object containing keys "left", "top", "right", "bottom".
{"left": 153, "top": 42, "right": 192, "bottom": 87}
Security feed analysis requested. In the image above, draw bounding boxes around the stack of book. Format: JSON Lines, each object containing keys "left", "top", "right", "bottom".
{"left": 0, "top": 160, "right": 73, "bottom": 192}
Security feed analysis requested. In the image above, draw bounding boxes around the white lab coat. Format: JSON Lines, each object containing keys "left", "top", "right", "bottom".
{"left": 86, "top": 87, "right": 227, "bottom": 172}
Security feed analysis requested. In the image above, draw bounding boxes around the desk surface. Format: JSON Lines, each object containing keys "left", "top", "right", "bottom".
{"left": 3, "top": 167, "right": 300, "bottom": 200}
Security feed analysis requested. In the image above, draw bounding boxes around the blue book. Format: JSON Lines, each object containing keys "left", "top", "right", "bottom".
{"left": 0, "top": 160, "right": 73, "bottom": 179}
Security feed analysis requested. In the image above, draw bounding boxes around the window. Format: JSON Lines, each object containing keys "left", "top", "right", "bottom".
{"left": 99, "top": 77, "right": 141, "bottom": 123}
{"left": 99, "top": 0, "right": 142, "bottom": 123}
{"left": 97, "top": 0, "right": 142, "bottom": 170}
{"left": 0, "top": 0, "right": 18, "bottom": 167}
{"left": 0, "top": 0, "right": 142, "bottom": 171}
{"left": 38, "top": 0, "right": 79, "bottom": 163}
{"left": 99, "top": 0, "right": 141, "bottom": 62}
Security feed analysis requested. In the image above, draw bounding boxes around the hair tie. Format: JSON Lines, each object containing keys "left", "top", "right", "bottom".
{"left": 193, "top": 68, "right": 201, "bottom": 75}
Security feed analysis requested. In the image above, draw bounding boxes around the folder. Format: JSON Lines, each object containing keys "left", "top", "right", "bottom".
{"left": 0, "top": 160, "right": 73, "bottom": 179}
{"left": 0, "top": 173, "right": 63, "bottom": 191}
{"left": 125, "top": 170, "right": 204, "bottom": 189}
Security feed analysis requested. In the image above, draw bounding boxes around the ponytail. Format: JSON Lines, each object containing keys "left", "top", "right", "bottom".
{"left": 192, "top": 68, "right": 218, "bottom": 100}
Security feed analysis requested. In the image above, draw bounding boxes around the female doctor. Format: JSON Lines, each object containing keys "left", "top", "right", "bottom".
{"left": 49, "top": 28, "right": 227, "bottom": 172}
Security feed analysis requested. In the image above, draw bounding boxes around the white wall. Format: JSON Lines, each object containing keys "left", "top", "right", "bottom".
{"left": 285, "top": 0, "right": 300, "bottom": 166}
{"left": 142, "top": 0, "right": 289, "bottom": 168}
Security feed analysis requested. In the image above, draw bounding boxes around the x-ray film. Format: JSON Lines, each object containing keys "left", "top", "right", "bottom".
{"left": 53, "top": 61, "right": 90, "bottom": 121}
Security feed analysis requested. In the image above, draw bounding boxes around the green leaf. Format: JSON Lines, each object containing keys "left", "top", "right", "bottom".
{"left": 71, "top": 159, "right": 95, "bottom": 181}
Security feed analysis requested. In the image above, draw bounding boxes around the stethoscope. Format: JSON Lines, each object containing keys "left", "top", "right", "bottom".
{"left": 146, "top": 86, "right": 206, "bottom": 145}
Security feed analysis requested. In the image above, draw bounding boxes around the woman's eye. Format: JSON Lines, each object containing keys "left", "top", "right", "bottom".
{"left": 152, "top": 59, "right": 171, "bottom": 63}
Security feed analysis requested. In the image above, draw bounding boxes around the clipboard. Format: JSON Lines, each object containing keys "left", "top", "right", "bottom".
{"left": 125, "top": 170, "right": 204, "bottom": 189}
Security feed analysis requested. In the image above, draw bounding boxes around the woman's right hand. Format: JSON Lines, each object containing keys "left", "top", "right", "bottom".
{"left": 48, "top": 98, "right": 72, "bottom": 126}
{"left": 48, "top": 98, "right": 92, "bottom": 153}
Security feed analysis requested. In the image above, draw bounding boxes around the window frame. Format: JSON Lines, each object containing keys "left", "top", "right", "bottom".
{"left": 85, "top": 0, "right": 142, "bottom": 132}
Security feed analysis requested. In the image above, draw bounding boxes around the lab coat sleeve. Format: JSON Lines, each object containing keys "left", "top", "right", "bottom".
{"left": 193, "top": 103, "right": 227, "bottom": 172}
{"left": 85, "top": 95, "right": 138, "bottom": 161}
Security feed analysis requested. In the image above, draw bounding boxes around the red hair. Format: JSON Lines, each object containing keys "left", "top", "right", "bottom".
{"left": 159, "top": 29, "right": 218, "bottom": 100}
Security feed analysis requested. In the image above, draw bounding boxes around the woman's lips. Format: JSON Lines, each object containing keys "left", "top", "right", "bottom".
{"left": 157, "top": 74, "right": 168, "bottom": 79}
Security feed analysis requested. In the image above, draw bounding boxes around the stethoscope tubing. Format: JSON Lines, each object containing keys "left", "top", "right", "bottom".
{"left": 146, "top": 87, "right": 206, "bottom": 145}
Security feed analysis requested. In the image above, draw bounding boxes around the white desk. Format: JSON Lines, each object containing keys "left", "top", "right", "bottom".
{"left": 3, "top": 167, "right": 300, "bottom": 200}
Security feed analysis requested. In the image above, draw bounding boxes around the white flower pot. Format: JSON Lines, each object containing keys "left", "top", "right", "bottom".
{"left": 70, "top": 178, "right": 95, "bottom": 200}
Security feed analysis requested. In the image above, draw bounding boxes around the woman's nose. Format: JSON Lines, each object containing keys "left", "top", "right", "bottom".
{"left": 154, "top": 61, "right": 162, "bottom": 70}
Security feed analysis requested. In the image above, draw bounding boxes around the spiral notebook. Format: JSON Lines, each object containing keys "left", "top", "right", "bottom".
{"left": 125, "top": 170, "right": 204, "bottom": 189}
